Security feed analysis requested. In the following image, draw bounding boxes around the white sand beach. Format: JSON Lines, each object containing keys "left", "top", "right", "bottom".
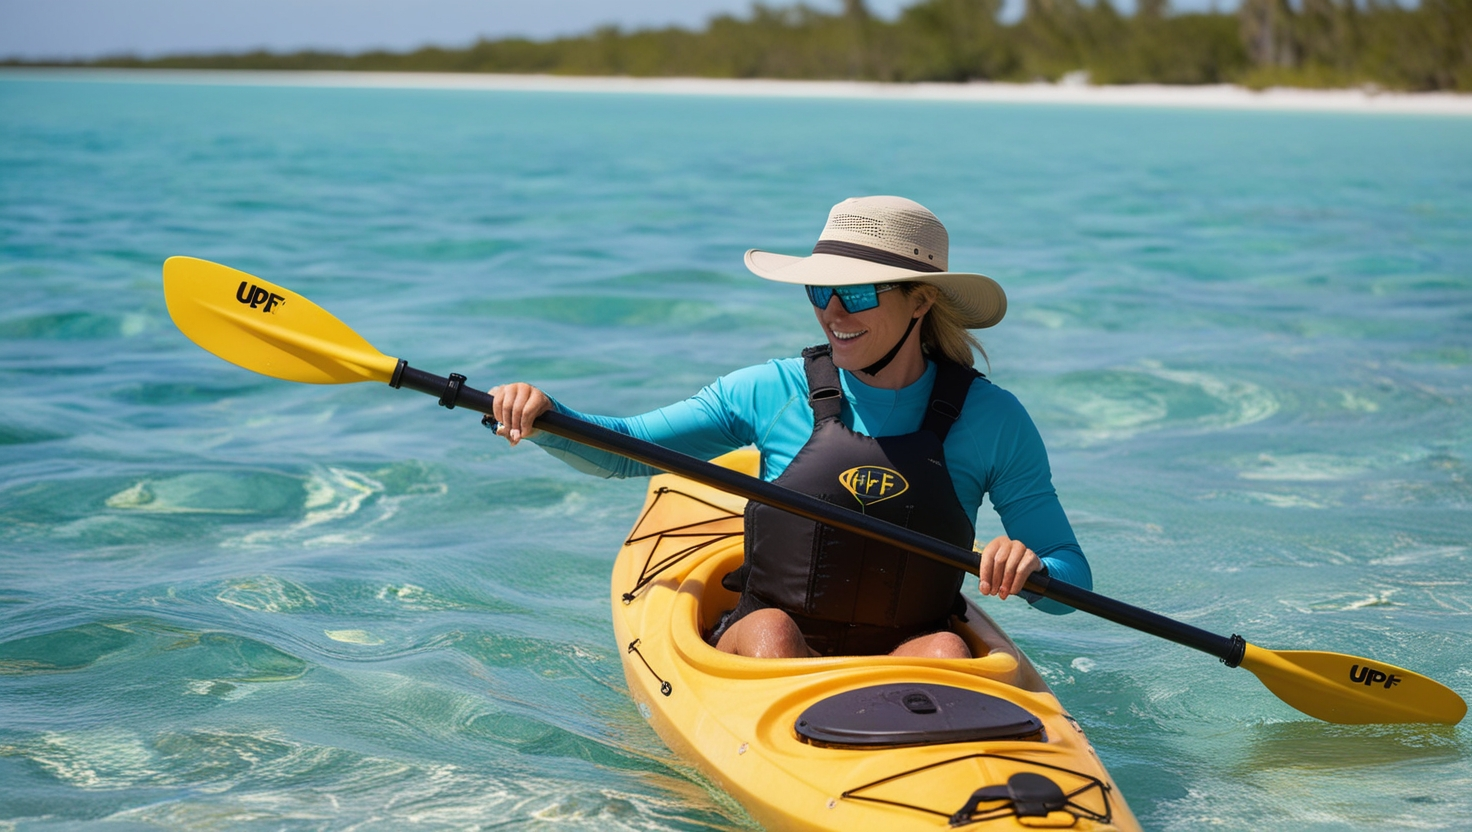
{"left": 7, "top": 67, "right": 1472, "bottom": 115}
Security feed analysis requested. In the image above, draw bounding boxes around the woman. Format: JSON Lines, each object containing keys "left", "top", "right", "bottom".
{"left": 491, "top": 196, "right": 1091, "bottom": 660}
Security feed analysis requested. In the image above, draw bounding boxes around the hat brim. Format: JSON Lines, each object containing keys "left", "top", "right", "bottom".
{"left": 746, "top": 249, "right": 1007, "bottom": 329}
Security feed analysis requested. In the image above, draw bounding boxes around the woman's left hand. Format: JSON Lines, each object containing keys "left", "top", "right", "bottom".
{"left": 489, "top": 382, "right": 552, "bottom": 447}
{"left": 977, "top": 536, "right": 1041, "bottom": 601}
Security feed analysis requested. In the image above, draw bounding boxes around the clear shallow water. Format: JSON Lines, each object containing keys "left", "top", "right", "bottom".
{"left": 1, "top": 71, "right": 1470, "bottom": 830}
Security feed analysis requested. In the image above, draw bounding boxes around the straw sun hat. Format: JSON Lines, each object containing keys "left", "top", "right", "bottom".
{"left": 744, "top": 196, "right": 1006, "bottom": 329}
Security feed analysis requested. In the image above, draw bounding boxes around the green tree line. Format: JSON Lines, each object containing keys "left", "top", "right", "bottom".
{"left": 14, "top": 0, "right": 1471, "bottom": 91}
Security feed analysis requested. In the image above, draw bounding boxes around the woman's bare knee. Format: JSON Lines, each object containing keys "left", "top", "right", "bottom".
{"left": 716, "top": 609, "right": 813, "bottom": 658}
{"left": 891, "top": 631, "right": 970, "bottom": 659}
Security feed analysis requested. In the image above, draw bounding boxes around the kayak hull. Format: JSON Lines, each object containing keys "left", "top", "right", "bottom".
{"left": 612, "top": 449, "right": 1141, "bottom": 831}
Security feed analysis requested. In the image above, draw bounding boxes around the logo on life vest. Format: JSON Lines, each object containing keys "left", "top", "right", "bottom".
{"left": 1349, "top": 663, "right": 1402, "bottom": 690}
{"left": 839, "top": 466, "right": 909, "bottom": 505}
{"left": 236, "top": 281, "right": 286, "bottom": 313}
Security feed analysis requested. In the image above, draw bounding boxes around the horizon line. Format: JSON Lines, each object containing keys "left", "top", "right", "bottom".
{"left": 4, "top": 67, "right": 1470, "bottom": 116}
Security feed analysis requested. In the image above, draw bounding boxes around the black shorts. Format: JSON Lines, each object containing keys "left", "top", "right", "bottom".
{"left": 706, "top": 596, "right": 950, "bottom": 657}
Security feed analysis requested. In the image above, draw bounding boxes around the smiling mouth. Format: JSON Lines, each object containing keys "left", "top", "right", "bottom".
{"left": 830, "top": 327, "right": 866, "bottom": 341}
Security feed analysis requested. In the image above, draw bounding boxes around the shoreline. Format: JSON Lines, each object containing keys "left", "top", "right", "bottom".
{"left": 5, "top": 66, "right": 1472, "bottom": 115}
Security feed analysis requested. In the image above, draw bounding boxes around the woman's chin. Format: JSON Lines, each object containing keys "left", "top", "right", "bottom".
{"left": 827, "top": 342, "right": 873, "bottom": 372}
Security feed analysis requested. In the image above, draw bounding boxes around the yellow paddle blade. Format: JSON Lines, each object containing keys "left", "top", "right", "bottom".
{"left": 163, "top": 256, "right": 399, "bottom": 384}
{"left": 1241, "top": 644, "right": 1466, "bottom": 725}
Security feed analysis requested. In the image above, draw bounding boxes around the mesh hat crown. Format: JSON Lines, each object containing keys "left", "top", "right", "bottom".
{"left": 745, "top": 196, "right": 1006, "bottom": 329}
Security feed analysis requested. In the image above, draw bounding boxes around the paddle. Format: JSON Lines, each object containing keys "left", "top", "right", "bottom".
{"left": 163, "top": 256, "right": 1466, "bottom": 726}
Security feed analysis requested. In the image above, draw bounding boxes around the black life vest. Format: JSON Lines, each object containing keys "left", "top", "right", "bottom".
{"left": 718, "top": 344, "right": 983, "bottom": 655}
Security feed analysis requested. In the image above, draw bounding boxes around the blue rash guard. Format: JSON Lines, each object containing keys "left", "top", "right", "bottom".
{"left": 527, "top": 357, "right": 1090, "bottom": 615}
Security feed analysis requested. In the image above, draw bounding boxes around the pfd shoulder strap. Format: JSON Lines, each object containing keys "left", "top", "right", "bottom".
{"left": 920, "top": 359, "right": 984, "bottom": 442}
{"left": 801, "top": 344, "right": 843, "bottom": 424}
{"left": 804, "top": 344, "right": 982, "bottom": 437}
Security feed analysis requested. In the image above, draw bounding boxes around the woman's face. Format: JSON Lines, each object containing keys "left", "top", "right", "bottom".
{"left": 814, "top": 284, "right": 935, "bottom": 374}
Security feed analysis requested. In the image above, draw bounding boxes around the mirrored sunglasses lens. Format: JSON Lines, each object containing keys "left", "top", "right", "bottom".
{"left": 833, "top": 285, "right": 880, "bottom": 313}
{"left": 806, "top": 286, "right": 835, "bottom": 309}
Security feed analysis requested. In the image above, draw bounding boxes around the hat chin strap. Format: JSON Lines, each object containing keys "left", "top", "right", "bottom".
{"left": 858, "top": 315, "right": 920, "bottom": 377}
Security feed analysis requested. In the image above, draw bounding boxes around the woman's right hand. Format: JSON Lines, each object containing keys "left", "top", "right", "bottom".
{"left": 976, "top": 535, "right": 1041, "bottom": 602}
{"left": 489, "top": 383, "right": 552, "bottom": 447}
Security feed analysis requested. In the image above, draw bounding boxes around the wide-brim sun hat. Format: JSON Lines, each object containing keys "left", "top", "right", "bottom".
{"left": 745, "top": 195, "right": 1006, "bottom": 329}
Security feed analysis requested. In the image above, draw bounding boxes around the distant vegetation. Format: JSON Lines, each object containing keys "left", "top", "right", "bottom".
{"left": 12, "top": 0, "right": 1471, "bottom": 91}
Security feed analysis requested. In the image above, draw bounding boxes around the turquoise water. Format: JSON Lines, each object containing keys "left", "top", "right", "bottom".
{"left": 1, "top": 70, "right": 1470, "bottom": 829}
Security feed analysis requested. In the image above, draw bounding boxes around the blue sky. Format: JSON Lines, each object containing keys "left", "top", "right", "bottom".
{"left": 2, "top": 0, "right": 1230, "bottom": 61}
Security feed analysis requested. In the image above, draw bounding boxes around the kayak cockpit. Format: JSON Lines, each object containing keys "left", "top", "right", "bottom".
{"left": 669, "top": 545, "right": 1041, "bottom": 691}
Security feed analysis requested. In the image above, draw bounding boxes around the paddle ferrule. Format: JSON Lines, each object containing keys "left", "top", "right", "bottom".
{"left": 439, "top": 373, "right": 468, "bottom": 409}
{"left": 1223, "top": 634, "right": 1246, "bottom": 668}
{"left": 390, "top": 363, "right": 498, "bottom": 416}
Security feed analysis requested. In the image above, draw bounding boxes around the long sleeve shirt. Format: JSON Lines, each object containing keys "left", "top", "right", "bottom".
{"left": 527, "top": 357, "right": 1091, "bottom": 614}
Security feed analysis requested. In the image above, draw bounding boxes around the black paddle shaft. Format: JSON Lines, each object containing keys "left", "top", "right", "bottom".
{"left": 392, "top": 362, "right": 1247, "bottom": 667}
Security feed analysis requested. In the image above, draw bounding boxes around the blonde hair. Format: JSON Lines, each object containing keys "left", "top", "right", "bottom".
{"left": 903, "top": 283, "right": 987, "bottom": 370}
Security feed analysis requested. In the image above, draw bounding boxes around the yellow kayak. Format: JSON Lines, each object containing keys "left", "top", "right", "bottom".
{"left": 611, "top": 449, "right": 1142, "bottom": 831}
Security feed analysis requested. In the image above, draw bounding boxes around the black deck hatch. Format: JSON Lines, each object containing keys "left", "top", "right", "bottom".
{"left": 795, "top": 683, "right": 1043, "bottom": 748}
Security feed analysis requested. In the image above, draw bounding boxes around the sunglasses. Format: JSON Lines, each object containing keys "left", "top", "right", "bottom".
{"left": 805, "top": 283, "right": 900, "bottom": 314}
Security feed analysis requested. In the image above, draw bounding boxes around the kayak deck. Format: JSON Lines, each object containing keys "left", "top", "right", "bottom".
{"left": 611, "top": 449, "right": 1140, "bottom": 831}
